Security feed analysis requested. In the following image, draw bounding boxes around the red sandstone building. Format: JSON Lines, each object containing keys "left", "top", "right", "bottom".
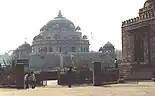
{"left": 121, "top": 0, "right": 155, "bottom": 79}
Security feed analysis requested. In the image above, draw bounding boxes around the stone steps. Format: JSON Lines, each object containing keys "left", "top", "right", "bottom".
{"left": 118, "top": 63, "right": 154, "bottom": 80}
{"left": 118, "top": 64, "right": 133, "bottom": 79}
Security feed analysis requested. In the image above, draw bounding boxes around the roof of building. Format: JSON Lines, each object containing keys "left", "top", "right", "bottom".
{"left": 144, "top": 0, "right": 153, "bottom": 8}
{"left": 103, "top": 42, "right": 114, "bottom": 48}
{"left": 17, "top": 41, "right": 31, "bottom": 50}
{"left": 33, "top": 34, "right": 44, "bottom": 41}
{"left": 40, "top": 10, "right": 75, "bottom": 32}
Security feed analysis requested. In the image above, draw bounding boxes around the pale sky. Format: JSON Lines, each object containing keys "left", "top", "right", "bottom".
{"left": 0, "top": 0, "right": 146, "bottom": 54}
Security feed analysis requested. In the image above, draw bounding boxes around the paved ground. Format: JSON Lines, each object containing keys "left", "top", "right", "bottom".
{"left": 1, "top": 81, "right": 155, "bottom": 96}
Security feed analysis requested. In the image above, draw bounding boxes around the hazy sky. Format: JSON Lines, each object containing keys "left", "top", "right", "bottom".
{"left": 0, "top": 0, "right": 146, "bottom": 54}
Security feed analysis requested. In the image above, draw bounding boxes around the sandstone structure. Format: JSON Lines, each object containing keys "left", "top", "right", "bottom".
{"left": 121, "top": 0, "right": 155, "bottom": 79}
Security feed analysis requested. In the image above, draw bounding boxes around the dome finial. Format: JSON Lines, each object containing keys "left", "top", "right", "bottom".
{"left": 58, "top": 10, "right": 63, "bottom": 17}
{"left": 24, "top": 38, "right": 27, "bottom": 44}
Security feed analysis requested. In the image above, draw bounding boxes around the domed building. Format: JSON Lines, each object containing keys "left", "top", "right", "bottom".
{"left": 32, "top": 10, "right": 89, "bottom": 54}
{"left": 103, "top": 42, "right": 116, "bottom": 59}
{"left": 99, "top": 42, "right": 115, "bottom": 53}
{"left": 12, "top": 41, "right": 32, "bottom": 59}
{"left": 98, "top": 42, "right": 116, "bottom": 67}
{"left": 12, "top": 11, "right": 116, "bottom": 71}
{"left": 102, "top": 42, "right": 115, "bottom": 52}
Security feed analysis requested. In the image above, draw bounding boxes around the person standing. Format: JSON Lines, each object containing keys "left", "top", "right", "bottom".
{"left": 24, "top": 72, "right": 30, "bottom": 89}
{"left": 29, "top": 71, "right": 36, "bottom": 89}
{"left": 114, "top": 58, "right": 118, "bottom": 69}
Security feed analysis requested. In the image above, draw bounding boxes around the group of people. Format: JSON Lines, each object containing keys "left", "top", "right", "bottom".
{"left": 24, "top": 67, "right": 73, "bottom": 89}
{"left": 24, "top": 71, "right": 36, "bottom": 89}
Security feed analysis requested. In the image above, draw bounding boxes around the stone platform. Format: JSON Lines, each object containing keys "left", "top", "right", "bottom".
{"left": 120, "top": 64, "right": 153, "bottom": 80}
{"left": 126, "top": 67, "right": 153, "bottom": 80}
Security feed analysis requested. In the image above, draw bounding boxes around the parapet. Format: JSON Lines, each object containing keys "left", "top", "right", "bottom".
{"left": 122, "top": 5, "right": 154, "bottom": 27}
{"left": 122, "top": 17, "right": 140, "bottom": 26}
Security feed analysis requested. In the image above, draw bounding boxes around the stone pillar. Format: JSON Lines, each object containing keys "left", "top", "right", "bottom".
{"left": 149, "top": 23, "right": 155, "bottom": 78}
{"left": 128, "top": 33, "right": 135, "bottom": 63}
{"left": 122, "top": 30, "right": 134, "bottom": 64}
{"left": 93, "top": 61, "right": 102, "bottom": 86}
{"left": 144, "top": 33, "right": 148, "bottom": 64}
{"left": 16, "top": 64, "right": 24, "bottom": 89}
{"left": 122, "top": 30, "right": 128, "bottom": 63}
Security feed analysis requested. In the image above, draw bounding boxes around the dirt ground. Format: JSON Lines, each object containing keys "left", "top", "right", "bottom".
{"left": 0, "top": 81, "right": 155, "bottom": 96}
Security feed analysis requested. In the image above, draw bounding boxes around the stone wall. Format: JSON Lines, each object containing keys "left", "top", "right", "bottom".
{"left": 150, "top": 21, "right": 155, "bottom": 65}
{"left": 29, "top": 52, "right": 116, "bottom": 71}
{"left": 125, "top": 67, "right": 153, "bottom": 80}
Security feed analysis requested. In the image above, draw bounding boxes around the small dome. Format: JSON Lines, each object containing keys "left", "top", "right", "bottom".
{"left": 33, "top": 34, "right": 44, "bottom": 41}
{"left": 103, "top": 42, "right": 114, "bottom": 48}
{"left": 18, "top": 42, "right": 31, "bottom": 50}
{"left": 144, "top": 0, "right": 153, "bottom": 8}
{"left": 75, "top": 26, "right": 81, "bottom": 31}
{"left": 83, "top": 35, "right": 88, "bottom": 39}
{"left": 69, "top": 24, "right": 74, "bottom": 29}
{"left": 40, "top": 10, "right": 75, "bottom": 32}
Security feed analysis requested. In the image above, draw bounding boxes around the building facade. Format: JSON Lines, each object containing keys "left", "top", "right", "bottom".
{"left": 12, "top": 42, "right": 31, "bottom": 59}
{"left": 121, "top": 0, "right": 155, "bottom": 79}
{"left": 32, "top": 10, "right": 89, "bottom": 54}
{"left": 13, "top": 11, "right": 116, "bottom": 71}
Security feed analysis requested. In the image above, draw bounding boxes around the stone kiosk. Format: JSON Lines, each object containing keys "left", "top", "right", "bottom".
{"left": 121, "top": 0, "right": 155, "bottom": 80}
